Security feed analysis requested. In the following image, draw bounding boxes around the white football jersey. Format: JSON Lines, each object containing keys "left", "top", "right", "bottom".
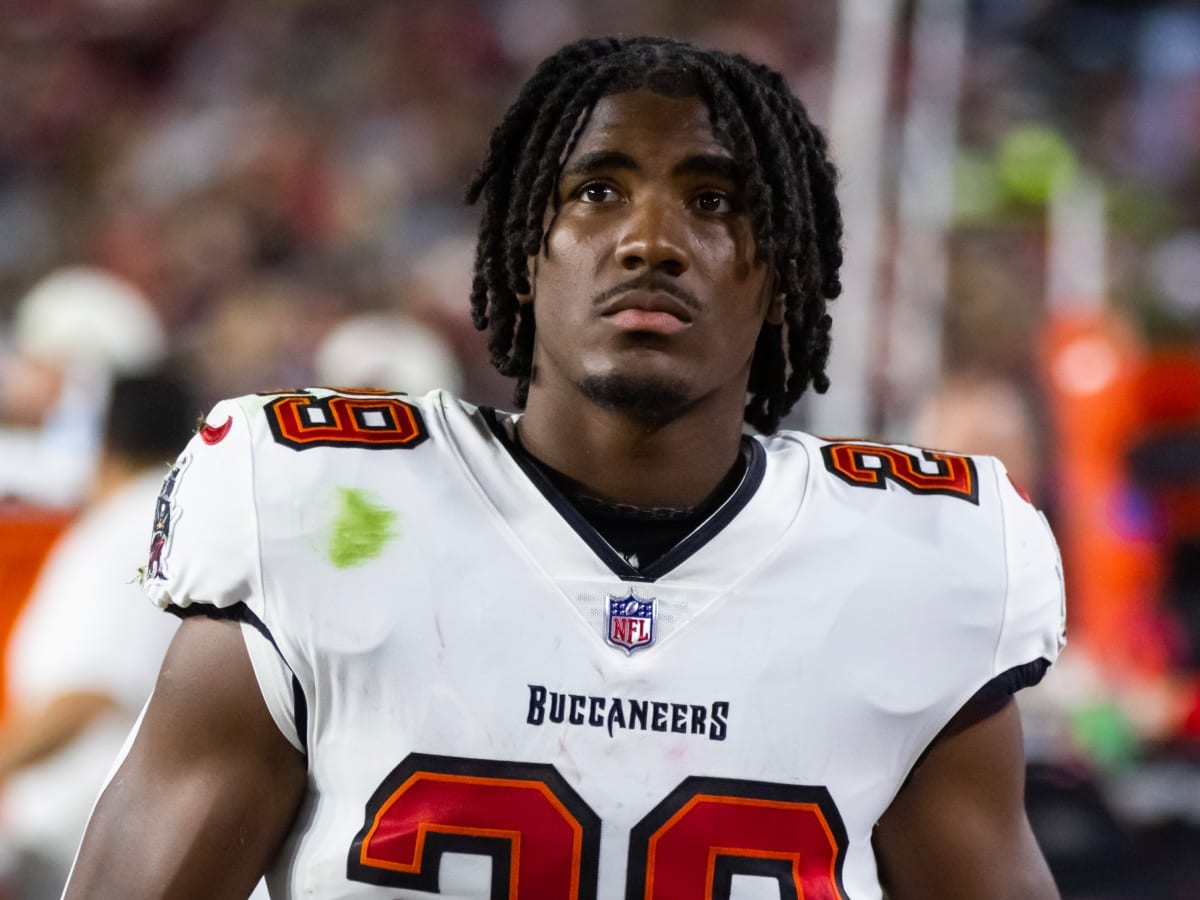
{"left": 145, "top": 387, "right": 1065, "bottom": 900}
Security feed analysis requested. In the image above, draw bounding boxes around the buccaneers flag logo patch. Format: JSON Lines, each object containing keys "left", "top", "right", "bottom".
{"left": 146, "top": 453, "right": 190, "bottom": 581}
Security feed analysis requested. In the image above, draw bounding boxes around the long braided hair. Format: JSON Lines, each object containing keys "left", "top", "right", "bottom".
{"left": 466, "top": 36, "right": 843, "bottom": 434}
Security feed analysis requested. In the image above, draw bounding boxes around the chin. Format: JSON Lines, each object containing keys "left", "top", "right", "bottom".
{"left": 578, "top": 372, "right": 693, "bottom": 427}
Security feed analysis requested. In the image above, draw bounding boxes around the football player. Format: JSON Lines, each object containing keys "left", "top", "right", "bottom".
{"left": 66, "top": 37, "right": 1065, "bottom": 899}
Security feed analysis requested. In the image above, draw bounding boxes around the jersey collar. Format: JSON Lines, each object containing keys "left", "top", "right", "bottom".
{"left": 478, "top": 406, "right": 766, "bottom": 582}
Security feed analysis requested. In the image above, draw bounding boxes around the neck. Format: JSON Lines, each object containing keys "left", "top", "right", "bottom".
{"left": 517, "top": 388, "right": 747, "bottom": 510}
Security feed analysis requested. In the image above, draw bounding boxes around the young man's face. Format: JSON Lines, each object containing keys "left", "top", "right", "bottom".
{"left": 525, "top": 88, "right": 780, "bottom": 426}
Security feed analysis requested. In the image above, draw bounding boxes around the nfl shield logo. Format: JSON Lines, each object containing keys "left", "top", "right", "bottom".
{"left": 606, "top": 593, "right": 656, "bottom": 654}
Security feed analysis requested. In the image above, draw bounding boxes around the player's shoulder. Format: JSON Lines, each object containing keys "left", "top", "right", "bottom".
{"left": 209, "top": 386, "right": 447, "bottom": 451}
{"left": 767, "top": 428, "right": 1028, "bottom": 513}
{"left": 143, "top": 387, "right": 483, "bottom": 615}
{"left": 771, "top": 429, "right": 1065, "bottom": 669}
{"left": 192, "top": 386, "right": 495, "bottom": 475}
{"left": 765, "top": 428, "right": 1054, "bottom": 564}
{"left": 184, "top": 385, "right": 502, "bottom": 539}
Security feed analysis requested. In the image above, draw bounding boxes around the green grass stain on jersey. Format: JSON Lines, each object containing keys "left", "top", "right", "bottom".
{"left": 329, "top": 487, "right": 398, "bottom": 569}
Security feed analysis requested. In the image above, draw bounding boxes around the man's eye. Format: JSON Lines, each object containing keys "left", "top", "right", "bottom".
{"left": 694, "top": 191, "right": 732, "bottom": 213}
{"left": 580, "top": 183, "right": 619, "bottom": 203}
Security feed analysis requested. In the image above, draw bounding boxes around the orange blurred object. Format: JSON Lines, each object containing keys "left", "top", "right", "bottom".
{"left": 1136, "top": 349, "right": 1200, "bottom": 539}
{"left": 1041, "top": 309, "right": 1166, "bottom": 681}
{"left": 0, "top": 504, "right": 73, "bottom": 719}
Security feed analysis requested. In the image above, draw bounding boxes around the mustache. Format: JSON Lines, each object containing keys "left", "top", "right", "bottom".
{"left": 592, "top": 274, "right": 700, "bottom": 311}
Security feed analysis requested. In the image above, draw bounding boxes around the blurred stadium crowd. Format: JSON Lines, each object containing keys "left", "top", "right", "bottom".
{"left": 0, "top": 0, "right": 1198, "bottom": 897}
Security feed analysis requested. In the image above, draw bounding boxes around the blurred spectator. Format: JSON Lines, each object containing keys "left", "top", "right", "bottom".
{"left": 0, "top": 370, "right": 193, "bottom": 899}
{"left": 180, "top": 270, "right": 333, "bottom": 403}
{"left": 314, "top": 311, "right": 464, "bottom": 397}
{"left": 910, "top": 369, "right": 1042, "bottom": 494}
{"left": 0, "top": 266, "right": 166, "bottom": 507}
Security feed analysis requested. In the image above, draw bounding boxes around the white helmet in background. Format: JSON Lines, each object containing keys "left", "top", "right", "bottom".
{"left": 12, "top": 266, "right": 166, "bottom": 374}
{"left": 0, "top": 266, "right": 166, "bottom": 506}
{"left": 315, "top": 312, "right": 464, "bottom": 397}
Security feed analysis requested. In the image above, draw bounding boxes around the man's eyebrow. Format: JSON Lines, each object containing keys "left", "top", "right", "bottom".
{"left": 672, "top": 153, "right": 741, "bottom": 183}
{"left": 559, "top": 150, "right": 741, "bottom": 183}
{"left": 561, "top": 150, "right": 637, "bottom": 178}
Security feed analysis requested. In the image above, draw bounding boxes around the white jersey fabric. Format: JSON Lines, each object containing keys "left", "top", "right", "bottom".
{"left": 145, "top": 388, "right": 1065, "bottom": 900}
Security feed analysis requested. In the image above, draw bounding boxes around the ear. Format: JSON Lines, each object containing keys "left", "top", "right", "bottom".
{"left": 518, "top": 255, "right": 537, "bottom": 306}
{"left": 763, "top": 269, "right": 784, "bottom": 325}
{"left": 765, "top": 293, "right": 784, "bottom": 325}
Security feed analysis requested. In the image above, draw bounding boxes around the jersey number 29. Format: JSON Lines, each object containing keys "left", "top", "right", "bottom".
{"left": 347, "top": 753, "right": 848, "bottom": 899}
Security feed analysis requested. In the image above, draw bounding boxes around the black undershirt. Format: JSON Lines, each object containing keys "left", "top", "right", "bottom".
{"left": 510, "top": 436, "right": 749, "bottom": 570}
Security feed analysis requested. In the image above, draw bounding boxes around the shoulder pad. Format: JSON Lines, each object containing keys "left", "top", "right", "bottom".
{"left": 993, "top": 458, "right": 1067, "bottom": 674}
{"left": 816, "top": 437, "right": 981, "bottom": 505}
{"left": 252, "top": 387, "right": 428, "bottom": 452}
{"left": 143, "top": 397, "right": 260, "bottom": 615}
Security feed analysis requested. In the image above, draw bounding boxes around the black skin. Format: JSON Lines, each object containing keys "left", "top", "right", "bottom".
{"left": 64, "top": 90, "right": 1059, "bottom": 899}
{"left": 517, "top": 90, "right": 781, "bottom": 510}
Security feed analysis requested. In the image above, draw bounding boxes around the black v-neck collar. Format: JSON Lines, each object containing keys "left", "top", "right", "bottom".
{"left": 480, "top": 407, "right": 767, "bottom": 582}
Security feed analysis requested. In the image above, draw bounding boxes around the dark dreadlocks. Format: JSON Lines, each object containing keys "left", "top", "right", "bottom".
{"left": 466, "top": 36, "right": 843, "bottom": 435}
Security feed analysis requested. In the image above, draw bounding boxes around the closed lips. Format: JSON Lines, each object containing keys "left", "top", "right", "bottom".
{"left": 602, "top": 290, "right": 694, "bottom": 322}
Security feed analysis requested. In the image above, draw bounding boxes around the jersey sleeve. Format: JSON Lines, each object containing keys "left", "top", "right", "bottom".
{"left": 143, "top": 397, "right": 261, "bottom": 617}
{"left": 992, "top": 460, "right": 1067, "bottom": 684}
{"left": 142, "top": 397, "right": 301, "bottom": 748}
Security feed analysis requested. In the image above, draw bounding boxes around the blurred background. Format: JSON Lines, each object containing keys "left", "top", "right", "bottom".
{"left": 0, "top": 0, "right": 1198, "bottom": 897}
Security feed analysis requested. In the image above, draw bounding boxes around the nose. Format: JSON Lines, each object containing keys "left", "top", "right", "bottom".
{"left": 615, "top": 195, "right": 690, "bottom": 277}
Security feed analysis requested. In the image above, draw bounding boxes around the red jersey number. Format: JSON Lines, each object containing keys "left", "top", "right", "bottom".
{"left": 348, "top": 754, "right": 848, "bottom": 899}
{"left": 347, "top": 755, "right": 599, "bottom": 898}
{"left": 821, "top": 442, "right": 979, "bottom": 505}
{"left": 264, "top": 391, "right": 427, "bottom": 450}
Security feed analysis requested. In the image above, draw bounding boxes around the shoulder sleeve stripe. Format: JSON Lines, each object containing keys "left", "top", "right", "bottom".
{"left": 976, "top": 657, "right": 1051, "bottom": 700}
{"left": 901, "top": 659, "right": 1050, "bottom": 784}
